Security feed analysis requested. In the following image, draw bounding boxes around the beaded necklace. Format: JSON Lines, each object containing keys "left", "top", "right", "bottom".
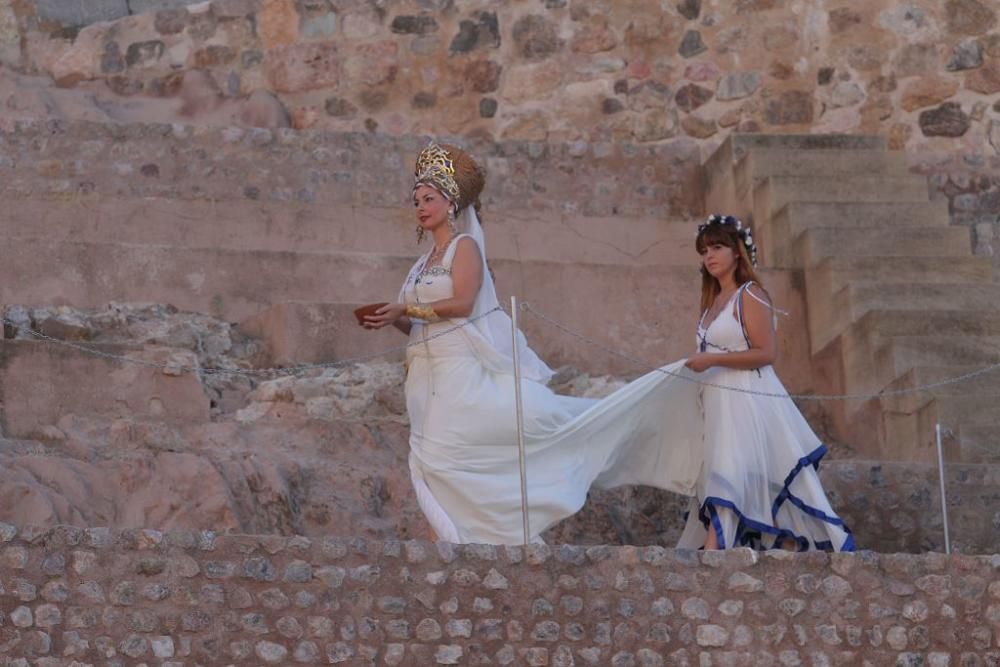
{"left": 415, "top": 235, "right": 455, "bottom": 282}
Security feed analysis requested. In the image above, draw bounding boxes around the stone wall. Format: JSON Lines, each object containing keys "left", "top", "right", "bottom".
{"left": 5, "top": 0, "right": 999, "bottom": 150}
{"left": 0, "top": 525, "right": 998, "bottom": 665}
{"left": 2, "top": 0, "right": 1000, "bottom": 256}
{"left": 0, "top": 118, "right": 702, "bottom": 218}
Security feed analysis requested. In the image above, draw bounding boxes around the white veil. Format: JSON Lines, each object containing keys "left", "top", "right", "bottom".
{"left": 455, "top": 206, "right": 554, "bottom": 384}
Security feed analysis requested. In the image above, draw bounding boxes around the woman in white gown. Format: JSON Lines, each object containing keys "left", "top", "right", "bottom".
{"left": 364, "top": 142, "right": 703, "bottom": 544}
{"left": 676, "top": 215, "right": 854, "bottom": 552}
{"left": 364, "top": 143, "right": 852, "bottom": 551}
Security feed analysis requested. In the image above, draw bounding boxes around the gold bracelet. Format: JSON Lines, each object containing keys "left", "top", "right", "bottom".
{"left": 405, "top": 304, "right": 440, "bottom": 322}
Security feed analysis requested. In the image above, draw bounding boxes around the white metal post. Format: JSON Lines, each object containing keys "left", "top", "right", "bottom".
{"left": 935, "top": 423, "right": 951, "bottom": 555}
{"left": 510, "top": 296, "right": 530, "bottom": 545}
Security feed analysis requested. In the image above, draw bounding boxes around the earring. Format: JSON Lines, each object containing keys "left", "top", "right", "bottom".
{"left": 448, "top": 208, "right": 458, "bottom": 235}
{"left": 416, "top": 226, "right": 425, "bottom": 244}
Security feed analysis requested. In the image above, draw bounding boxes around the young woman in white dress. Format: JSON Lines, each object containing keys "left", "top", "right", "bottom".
{"left": 676, "top": 215, "right": 854, "bottom": 551}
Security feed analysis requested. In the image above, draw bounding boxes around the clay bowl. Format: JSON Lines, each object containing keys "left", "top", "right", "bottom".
{"left": 354, "top": 302, "right": 389, "bottom": 326}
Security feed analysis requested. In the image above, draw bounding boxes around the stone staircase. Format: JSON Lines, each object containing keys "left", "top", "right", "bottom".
{"left": 706, "top": 134, "right": 1000, "bottom": 464}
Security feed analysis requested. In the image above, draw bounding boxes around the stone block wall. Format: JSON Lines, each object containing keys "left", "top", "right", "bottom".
{"left": 1, "top": 0, "right": 999, "bottom": 255}
{"left": 0, "top": 119, "right": 703, "bottom": 218}
{"left": 0, "top": 525, "right": 998, "bottom": 665}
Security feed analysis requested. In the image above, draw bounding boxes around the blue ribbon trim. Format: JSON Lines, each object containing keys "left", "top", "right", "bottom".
{"left": 697, "top": 444, "right": 854, "bottom": 552}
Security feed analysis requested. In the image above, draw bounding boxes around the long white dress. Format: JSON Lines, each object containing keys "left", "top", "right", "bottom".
{"left": 402, "top": 233, "right": 704, "bottom": 545}
{"left": 675, "top": 282, "right": 855, "bottom": 551}
{"left": 401, "top": 225, "right": 853, "bottom": 550}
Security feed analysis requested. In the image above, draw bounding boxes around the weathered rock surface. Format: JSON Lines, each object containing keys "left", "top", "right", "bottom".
{"left": 1, "top": 303, "right": 998, "bottom": 554}
{"left": 0, "top": 303, "right": 649, "bottom": 545}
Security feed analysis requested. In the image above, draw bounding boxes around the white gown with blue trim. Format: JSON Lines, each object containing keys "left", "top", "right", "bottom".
{"left": 676, "top": 282, "right": 854, "bottom": 551}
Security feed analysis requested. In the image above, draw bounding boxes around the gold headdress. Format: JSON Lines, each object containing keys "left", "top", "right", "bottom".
{"left": 414, "top": 142, "right": 485, "bottom": 213}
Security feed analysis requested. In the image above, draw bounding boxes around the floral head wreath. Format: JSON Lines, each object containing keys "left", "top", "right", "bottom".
{"left": 697, "top": 214, "right": 758, "bottom": 267}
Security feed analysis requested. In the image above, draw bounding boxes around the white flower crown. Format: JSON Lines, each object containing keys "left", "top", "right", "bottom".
{"left": 697, "top": 214, "right": 758, "bottom": 267}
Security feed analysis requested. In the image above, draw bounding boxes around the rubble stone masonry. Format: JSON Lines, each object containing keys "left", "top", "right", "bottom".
{"left": 0, "top": 524, "right": 999, "bottom": 665}
{"left": 1, "top": 0, "right": 1000, "bottom": 245}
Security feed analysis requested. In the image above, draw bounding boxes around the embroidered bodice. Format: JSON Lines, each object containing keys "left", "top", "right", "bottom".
{"left": 402, "top": 235, "right": 468, "bottom": 307}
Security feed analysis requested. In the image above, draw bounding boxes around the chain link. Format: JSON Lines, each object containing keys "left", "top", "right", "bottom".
{"left": 519, "top": 302, "right": 1000, "bottom": 402}
{"left": 0, "top": 308, "right": 502, "bottom": 379}
{"left": 5, "top": 303, "right": 1000, "bottom": 401}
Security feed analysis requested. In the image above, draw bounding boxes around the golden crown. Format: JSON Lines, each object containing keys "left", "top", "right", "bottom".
{"left": 414, "top": 143, "right": 461, "bottom": 203}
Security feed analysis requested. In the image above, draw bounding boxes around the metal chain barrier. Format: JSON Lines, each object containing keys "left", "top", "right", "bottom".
{"left": 0, "top": 307, "right": 502, "bottom": 379}
{"left": 518, "top": 302, "right": 1000, "bottom": 402}
{"left": 4, "top": 302, "right": 1000, "bottom": 401}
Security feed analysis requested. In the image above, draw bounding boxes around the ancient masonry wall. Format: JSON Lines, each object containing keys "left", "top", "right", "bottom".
{"left": 0, "top": 119, "right": 703, "bottom": 218}
{"left": 0, "top": 525, "right": 999, "bottom": 666}
{"left": 0, "top": 0, "right": 999, "bottom": 250}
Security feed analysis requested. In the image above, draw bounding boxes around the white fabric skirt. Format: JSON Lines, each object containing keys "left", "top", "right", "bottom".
{"left": 405, "top": 325, "right": 704, "bottom": 545}
{"left": 676, "top": 364, "right": 854, "bottom": 551}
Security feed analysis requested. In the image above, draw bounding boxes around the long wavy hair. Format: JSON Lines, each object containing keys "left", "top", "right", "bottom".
{"left": 696, "top": 223, "right": 767, "bottom": 315}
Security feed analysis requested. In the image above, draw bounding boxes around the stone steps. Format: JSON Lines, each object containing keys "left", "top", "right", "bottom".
{"left": 811, "top": 284, "right": 1000, "bottom": 352}
{"left": 0, "top": 194, "right": 692, "bottom": 267}
{"left": 758, "top": 174, "right": 930, "bottom": 207}
{"left": 706, "top": 132, "right": 998, "bottom": 463}
{"left": 704, "top": 133, "right": 888, "bottom": 223}
{"left": 876, "top": 335, "right": 1000, "bottom": 383}
{"left": 829, "top": 325, "right": 1000, "bottom": 463}
{"left": 880, "top": 365, "right": 1000, "bottom": 415}
{"left": 806, "top": 256, "right": 993, "bottom": 299}
{"left": 735, "top": 149, "right": 910, "bottom": 195}
{"left": 841, "top": 282, "right": 1000, "bottom": 316}
{"left": 767, "top": 200, "right": 950, "bottom": 267}
{"left": 752, "top": 173, "right": 933, "bottom": 264}
{"left": 854, "top": 308, "right": 1000, "bottom": 340}
{"left": 774, "top": 200, "right": 949, "bottom": 232}
{"left": 832, "top": 316, "right": 1000, "bottom": 410}
{"left": 790, "top": 225, "right": 971, "bottom": 266}
{"left": 887, "top": 397, "right": 1000, "bottom": 464}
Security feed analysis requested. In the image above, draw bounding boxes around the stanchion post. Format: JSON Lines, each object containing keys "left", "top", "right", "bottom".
{"left": 510, "top": 296, "right": 530, "bottom": 546}
{"left": 936, "top": 423, "right": 951, "bottom": 555}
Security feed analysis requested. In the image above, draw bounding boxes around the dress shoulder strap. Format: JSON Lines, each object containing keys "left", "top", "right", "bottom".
{"left": 734, "top": 281, "right": 755, "bottom": 348}
{"left": 443, "top": 233, "right": 474, "bottom": 268}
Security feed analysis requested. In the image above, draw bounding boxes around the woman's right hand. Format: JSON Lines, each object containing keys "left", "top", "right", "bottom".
{"left": 363, "top": 303, "right": 407, "bottom": 329}
{"left": 684, "top": 353, "right": 715, "bottom": 373}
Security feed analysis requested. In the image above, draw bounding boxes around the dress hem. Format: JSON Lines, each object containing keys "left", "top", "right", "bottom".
{"left": 698, "top": 444, "right": 855, "bottom": 552}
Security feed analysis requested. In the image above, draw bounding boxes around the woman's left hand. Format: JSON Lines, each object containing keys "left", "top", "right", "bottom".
{"left": 684, "top": 353, "right": 715, "bottom": 373}
{"left": 364, "top": 303, "right": 407, "bottom": 329}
